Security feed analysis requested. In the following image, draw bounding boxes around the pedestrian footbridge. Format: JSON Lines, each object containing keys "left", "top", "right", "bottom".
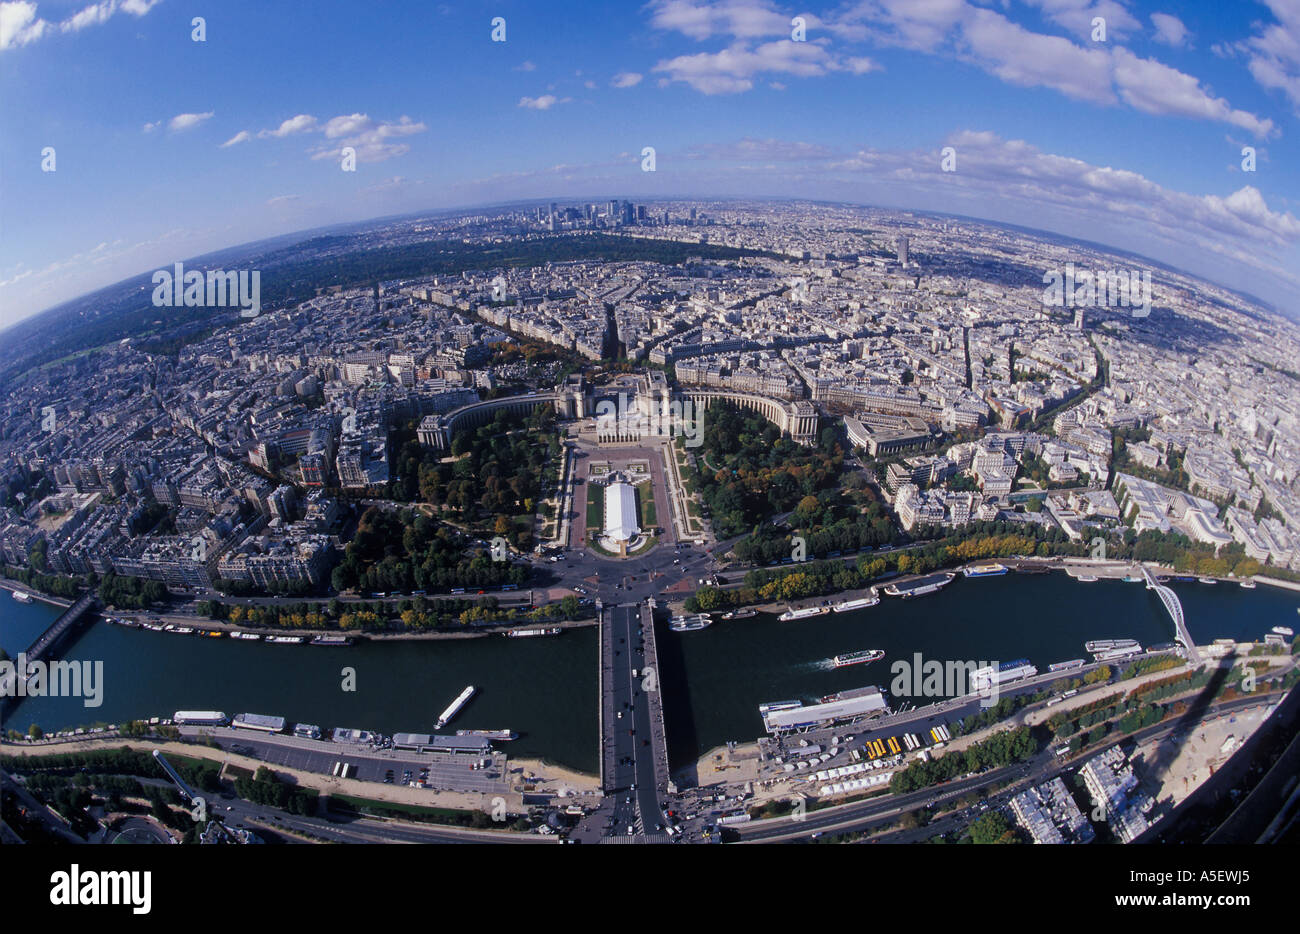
{"left": 1140, "top": 566, "right": 1200, "bottom": 665}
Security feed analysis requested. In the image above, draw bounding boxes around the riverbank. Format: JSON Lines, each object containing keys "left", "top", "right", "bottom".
{"left": 0, "top": 579, "right": 72, "bottom": 609}
{"left": 108, "top": 609, "right": 598, "bottom": 642}
{"left": 0, "top": 736, "right": 525, "bottom": 815}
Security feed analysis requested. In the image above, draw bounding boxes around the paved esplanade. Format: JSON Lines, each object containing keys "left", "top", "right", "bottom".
{"left": 597, "top": 603, "right": 671, "bottom": 842}
{"left": 1140, "top": 565, "right": 1199, "bottom": 664}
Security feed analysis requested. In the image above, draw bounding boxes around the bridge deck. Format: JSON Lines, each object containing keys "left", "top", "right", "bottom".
{"left": 1140, "top": 566, "right": 1200, "bottom": 665}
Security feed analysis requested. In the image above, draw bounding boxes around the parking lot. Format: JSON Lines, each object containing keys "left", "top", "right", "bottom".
{"left": 187, "top": 728, "right": 510, "bottom": 796}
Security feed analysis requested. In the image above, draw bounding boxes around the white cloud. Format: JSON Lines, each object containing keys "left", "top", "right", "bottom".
{"left": 612, "top": 71, "right": 643, "bottom": 87}
{"left": 266, "top": 194, "right": 300, "bottom": 206}
{"left": 515, "top": 60, "right": 536, "bottom": 71}
{"left": 647, "top": 0, "right": 792, "bottom": 40}
{"left": 309, "top": 114, "right": 428, "bottom": 164}
{"left": 168, "top": 112, "right": 214, "bottom": 132}
{"left": 713, "top": 0, "right": 1273, "bottom": 135}
{"left": 0, "top": 1, "right": 48, "bottom": 49}
{"left": 827, "top": 129, "right": 1300, "bottom": 249}
{"left": 259, "top": 113, "right": 318, "bottom": 138}
{"left": 220, "top": 130, "right": 252, "bottom": 147}
{"left": 2, "top": 0, "right": 162, "bottom": 51}
{"left": 518, "top": 94, "right": 570, "bottom": 110}
{"left": 141, "top": 120, "right": 160, "bottom": 133}
{"left": 1111, "top": 48, "right": 1274, "bottom": 137}
{"left": 1150, "top": 12, "right": 1189, "bottom": 47}
{"left": 322, "top": 113, "right": 372, "bottom": 138}
{"left": 1241, "top": 0, "right": 1300, "bottom": 114}
{"left": 654, "top": 39, "right": 842, "bottom": 94}
{"left": 1020, "top": 0, "right": 1141, "bottom": 40}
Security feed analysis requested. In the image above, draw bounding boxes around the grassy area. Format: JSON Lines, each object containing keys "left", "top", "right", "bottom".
{"left": 638, "top": 486, "right": 657, "bottom": 527}
{"left": 586, "top": 482, "right": 604, "bottom": 531}
{"left": 626, "top": 535, "right": 657, "bottom": 556}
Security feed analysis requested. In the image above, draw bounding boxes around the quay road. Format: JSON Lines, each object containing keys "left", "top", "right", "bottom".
{"left": 732, "top": 692, "right": 1276, "bottom": 844}
{"left": 578, "top": 602, "right": 671, "bottom": 843}
{"left": 212, "top": 794, "right": 550, "bottom": 845}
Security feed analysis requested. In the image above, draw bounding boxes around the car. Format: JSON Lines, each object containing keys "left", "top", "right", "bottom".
{"left": 627, "top": 826, "right": 635, "bottom": 835}
{"left": 617, "top": 711, "right": 623, "bottom": 719}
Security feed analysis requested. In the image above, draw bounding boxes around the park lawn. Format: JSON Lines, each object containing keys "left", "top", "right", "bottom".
{"left": 586, "top": 483, "right": 604, "bottom": 531}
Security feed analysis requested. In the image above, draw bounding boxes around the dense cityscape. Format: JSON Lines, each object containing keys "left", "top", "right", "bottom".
{"left": 2, "top": 198, "right": 1298, "bottom": 855}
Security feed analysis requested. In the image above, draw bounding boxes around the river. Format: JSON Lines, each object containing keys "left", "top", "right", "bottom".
{"left": 2, "top": 574, "right": 1296, "bottom": 774}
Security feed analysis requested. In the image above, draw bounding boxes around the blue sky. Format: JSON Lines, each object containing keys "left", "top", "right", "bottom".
{"left": 2, "top": 0, "right": 1299, "bottom": 326}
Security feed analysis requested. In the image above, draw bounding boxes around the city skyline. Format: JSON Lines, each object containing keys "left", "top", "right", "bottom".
{"left": 3, "top": 0, "right": 1300, "bottom": 326}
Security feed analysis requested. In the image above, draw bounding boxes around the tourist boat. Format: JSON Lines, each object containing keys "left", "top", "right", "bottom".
{"left": 505, "top": 627, "right": 561, "bottom": 638}
{"left": 831, "top": 649, "right": 885, "bottom": 668}
{"left": 670, "top": 614, "right": 712, "bottom": 631}
{"left": 1239, "top": 580, "right": 1256, "bottom": 589}
{"left": 1077, "top": 575, "right": 1100, "bottom": 583}
{"left": 266, "top": 635, "right": 305, "bottom": 644}
{"left": 720, "top": 608, "right": 757, "bottom": 620}
{"left": 1198, "top": 577, "right": 1218, "bottom": 585}
{"left": 456, "top": 729, "right": 517, "bottom": 741}
{"left": 832, "top": 590, "right": 880, "bottom": 612}
{"left": 963, "top": 563, "right": 1008, "bottom": 578}
{"left": 230, "top": 631, "right": 262, "bottom": 641}
{"left": 1085, "top": 638, "right": 1140, "bottom": 654}
{"left": 436, "top": 685, "right": 476, "bottom": 730}
{"left": 883, "top": 572, "right": 955, "bottom": 598}
{"left": 778, "top": 605, "right": 829, "bottom": 621}
{"left": 168, "top": 626, "right": 195, "bottom": 635}
{"left": 11, "top": 590, "right": 33, "bottom": 603}
{"left": 310, "top": 634, "right": 352, "bottom": 646}
{"left": 1272, "top": 626, "right": 1293, "bottom": 637}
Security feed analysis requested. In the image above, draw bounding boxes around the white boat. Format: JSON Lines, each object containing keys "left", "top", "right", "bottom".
{"left": 831, "top": 649, "right": 885, "bottom": 668}
{"left": 11, "top": 590, "right": 33, "bottom": 603}
{"left": 778, "top": 605, "right": 829, "bottom": 621}
{"left": 1198, "top": 577, "right": 1217, "bottom": 585}
{"left": 230, "top": 631, "right": 262, "bottom": 641}
{"left": 456, "top": 728, "right": 517, "bottom": 741}
{"left": 669, "top": 614, "right": 712, "bottom": 632}
{"left": 436, "top": 685, "right": 476, "bottom": 730}
{"left": 963, "top": 563, "right": 1008, "bottom": 578}
{"left": 169, "top": 626, "right": 195, "bottom": 635}
{"left": 1238, "top": 580, "right": 1256, "bottom": 589}
{"left": 266, "top": 635, "right": 304, "bottom": 644}
{"left": 1077, "top": 575, "right": 1100, "bottom": 583}
{"left": 1272, "top": 626, "right": 1293, "bottom": 637}
{"left": 720, "top": 608, "right": 757, "bottom": 619}
{"left": 505, "top": 627, "right": 561, "bottom": 638}
{"left": 832, "top": 590, "right": 880, "bottom": 612}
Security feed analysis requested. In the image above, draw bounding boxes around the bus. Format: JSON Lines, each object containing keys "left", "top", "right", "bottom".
{"left": 873, "top": 740, "right": 886, "bottom": 758}
{"left": 451, "top": 588, "right": 466, "bottom": 595}
{"left": 501, "top": 584, "right": 518, "bottom": 591}
{"left": 887, "top": 736, "right": 901, "bottom": 755}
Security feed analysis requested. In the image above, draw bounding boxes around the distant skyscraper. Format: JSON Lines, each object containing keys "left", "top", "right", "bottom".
{"left": 897, "top": 236, "right": 909, "bottom": 266}
{"left": 608, "top": 199, "right": 618, "bottom": 219}
{"left": 689, "top": 207, "right": 697, "bottom": 221}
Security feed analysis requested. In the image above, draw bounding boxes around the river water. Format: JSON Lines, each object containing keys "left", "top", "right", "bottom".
{"left": 3, "top": 574, "right": 1296, "bottom": 774}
